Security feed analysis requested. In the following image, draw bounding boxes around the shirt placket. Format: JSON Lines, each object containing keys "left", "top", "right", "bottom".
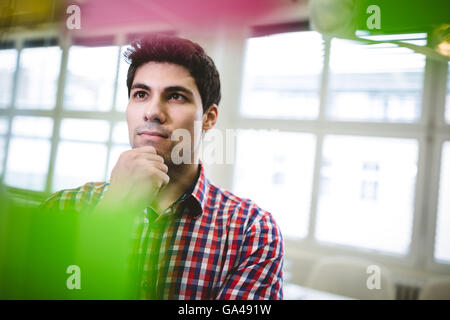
{"left": 139, "top": 205, "right": 175, "bottom": 299}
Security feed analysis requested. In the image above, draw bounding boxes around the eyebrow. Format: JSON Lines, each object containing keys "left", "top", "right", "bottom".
{"left": 130, "top": 83, "right": 150, "bottom": 91}
{"left": 130, "top": 83, "right": 194, "bottom": 97}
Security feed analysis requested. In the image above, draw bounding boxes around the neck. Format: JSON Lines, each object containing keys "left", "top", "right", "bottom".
{"left": 151, "top": 163, "right": 199, "bottom": 213}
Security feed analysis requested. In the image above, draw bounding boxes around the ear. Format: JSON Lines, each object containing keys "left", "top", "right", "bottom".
{"left": 202, "top": 104, "right": 218, "bottom": 131}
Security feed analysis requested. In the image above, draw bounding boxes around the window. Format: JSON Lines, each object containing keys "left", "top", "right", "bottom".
{"left": 52, "top": 119, "right": 110, "bottom": 191}
{"left": 327, "top": 40, "right": 425, "bottom": 122}
{"left": 435, "top": 142, "right": 450, "bottom": 264}
{"left": 0, "top": 48, "right": 17, "bottom": 108}
{"left": 237, "top": 29, "right": 436, "bottom": 263}
{"left": 59, "top": 118, "right": 109, "bottom": 142}
{"left": 0, "top": 138, "right": 5, "bottom": 176}
{"left": 0, "top": 117, "right": 8, "bottom": 175}
{"left": 446, "top": 63, "right": 450, "bottom": 123}
{"left": 360, "top": 162, "right": 379, "bottom": 201}
{"left": 115, "top": 47, "right": 130, "bottom": 112}
{"left": 240, "top": 31, "right": 324, "bottom": 119}
{"left": 107, "top": 121, "right": 130, "bottom": 180}
{"left": 0, "top": 30, "right": 448, "bottom": 272}
{"left": 64, "top": 46, "right": 119, "bottom": 111}
{"left": 232, "top": 130, "right": 316, "bottom": 239}
{"left": 0, "top": 38, "right": 129, "bottom": 194}
{"left": 16, "top": 46, "right": 62, "bottom": 109}
{"left": 4, "top": 116, "right": 53, "bottom": 191}
{"left": 315, "top": 136, "right": 418, "bottom": 255}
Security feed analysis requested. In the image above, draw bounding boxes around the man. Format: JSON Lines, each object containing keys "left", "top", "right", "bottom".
{"left": 41, "top": 34, "right": 283, "bottom": 300}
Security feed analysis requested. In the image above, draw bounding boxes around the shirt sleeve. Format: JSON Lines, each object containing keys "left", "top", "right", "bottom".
{"left": 39, "top": 190, "right": 65, "bottom": 211}
{"left": 39, "top": 182, "right": 107, "bottom": 213}
{"left": 215, "top": 206, "right": 284, "bottom": 300}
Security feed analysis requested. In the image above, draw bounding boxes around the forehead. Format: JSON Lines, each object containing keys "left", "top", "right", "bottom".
{"left": 133, "top": 61, "right": 198, "bottom": 92}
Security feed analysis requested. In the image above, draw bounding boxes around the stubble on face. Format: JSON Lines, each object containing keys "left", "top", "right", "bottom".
{"left": 126, "top": 62, "right": 204, "bottom": 169}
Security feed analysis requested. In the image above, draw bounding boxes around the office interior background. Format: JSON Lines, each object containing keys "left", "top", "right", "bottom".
{"left": 0, "top": 0, "right": 449, "bottom": 299}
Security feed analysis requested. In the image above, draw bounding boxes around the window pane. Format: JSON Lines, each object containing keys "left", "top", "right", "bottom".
{"left": 12, "top": 116, "right": 53, "bottom": 138}
{"left": 115, "top": 46, "right": 129, "bottom": 112}
{"left": 446, "top": 63, "right": 450, "bottom": 123}
{"left": 64, "top": 46, "right": 119, "bottom": 111}
{"left": 52, "top": 141, "right": 107, "bottom": 191}
{"left": 107, "top": 144, "right": 129, "bottom": 181}
{"left": 0, "top": 137, "right": 5, "bottom": 175}
{"left": 240, "top": 31, "right": 323, "bottom": 119}
{"left": 16, "top": 46, "right": 62, "bottom": 109}
{"left": 0, "top": 117, "right": 8, "bottom": 135}
{"left": 327, "top": 40, "right": 425, "bottom": 122}
{"left": 4, "top": 137, "right": 50, "bottom": 191}
{"left": 60, "top": 119, "right": 109, "bottom": 142}
{"left": 0, "top": 117, "right": 6, "bottom": 175}
{"left": 316, "top": 136, "right": 418, "bottom": 255}
{"left": 232, "top": 130, "right": 316, "bottom": 239}
{"left": 435, "top": 142, "right": 450, "bottom": 264}
{"left": 0, "top": 49, "right": 17, "bottom": 108}
{"left": 112, "top": 121, "right": 129, "bottom": 144}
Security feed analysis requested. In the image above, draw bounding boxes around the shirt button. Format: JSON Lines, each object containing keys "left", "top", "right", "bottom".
{"left": 142, "top": 281, "right": 149, "bottom": 289}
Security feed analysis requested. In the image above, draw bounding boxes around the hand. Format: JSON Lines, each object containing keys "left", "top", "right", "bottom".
{"left": 98, "top": 146, "right": 170, "bottom": 213}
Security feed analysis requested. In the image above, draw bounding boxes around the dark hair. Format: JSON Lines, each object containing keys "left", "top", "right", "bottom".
{"left": 124, "top": 34, "right": 221, "bottom": 113}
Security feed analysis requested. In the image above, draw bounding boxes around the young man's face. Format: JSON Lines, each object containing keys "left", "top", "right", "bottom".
{"left": 126, "top": 61, "right": 204, "bottom": 166}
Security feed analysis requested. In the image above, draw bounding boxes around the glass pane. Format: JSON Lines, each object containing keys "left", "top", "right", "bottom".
{"left": 16, "top": 46, "right": 62, "bottom": 109}
{"left": 12, "top": 116, "right": 53, "bottom": 138}
{"left": 446, "top": 63, "right": 450, "bottom": 123}
{"left": 435, "top": 142, "right": 450, "bottom": 264}
{"left": 0, "top": 49, "right": 18, "bottom": 108}
{"left": 0, "top": 137, "right": 5, "bottom": 175}
{"left": 52, "top": 141, "right": 107, "bottom": 191}
{"left": 232, "top": 130, "right": 316, "bottom": 239}
{"left": 327, "top": 40, "right": 425, "bottom": 122}
{"left": 240, "top": 31, "right": 323, "bottom": 120}
{"left": 0, "top": 117, "right": 9, "bottom": 135}
{"left": 64, "top": 46, "right": 119, "bottom": 111}
{"left": 60, "top": 119, "right": 110, "bottom": 142}
{"left": 316, "top": 136, "right": 418, "bottom": 255}
{"left": 107, "top": 144, "right": 130, "bottom": 181}
{"left": 4, "top": 138, "right": 51, "bottom": 191}
{"left": 112, "top": 121, "right": 129, "bottom": 144}
{"left": 116, "top": 46, "right": 129, "bottom": 112}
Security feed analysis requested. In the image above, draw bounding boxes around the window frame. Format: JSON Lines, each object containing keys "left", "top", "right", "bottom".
{"left": 0, "top": 27, "right": 449, "bottom": 274}
{"left": 422, "top": 61, "right": 450, "bottom": 273}
{"left": 0, "top": 32, "right": 129, "bottom": 194}
{"left": 234, "top": 28, "right": 450, "bottom": 273}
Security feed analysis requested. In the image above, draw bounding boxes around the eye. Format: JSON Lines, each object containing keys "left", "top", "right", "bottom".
{"left": 133, "top": 90, "right": 148, "bottom": 100}
{"left": 168, "top": 93, "right": 187, "bottom": 102}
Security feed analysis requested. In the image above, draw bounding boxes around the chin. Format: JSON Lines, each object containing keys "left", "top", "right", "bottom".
{"left": 135, "top": 141, "right": 171, "bottom": 158}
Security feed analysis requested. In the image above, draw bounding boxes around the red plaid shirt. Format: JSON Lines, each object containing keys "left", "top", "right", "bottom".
{"left": 41, "top": 164, "right": 284, "bottom": 299}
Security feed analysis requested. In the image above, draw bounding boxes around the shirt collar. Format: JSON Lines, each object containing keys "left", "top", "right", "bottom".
{"left": 150, "top": 162, "right": 208, "bottom": 219}
{"left": 182, "top": 162, "right": 209, "bottom": 218}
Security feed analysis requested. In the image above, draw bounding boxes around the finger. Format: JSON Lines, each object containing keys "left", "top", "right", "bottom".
{"left": 148, "top": 160, "right": 168, "bottom": 173}
{"left": 137, "top": 152, "right": 165, "bottom": 163}
{"left": 134, "top": 158, "right": 168, "bottom": 173}
{"left": 136, "top": 146, "right": 157, "bottom": 154}
{"left": 150, "top": 167, "right": 170, "bottom": 186}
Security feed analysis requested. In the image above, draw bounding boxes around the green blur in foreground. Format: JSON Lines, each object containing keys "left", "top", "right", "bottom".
{"left": 310, "top": 0, "right": 449, "bottom": 61}
{"left": 310, "top": 0, "right": 449, "bottom": 35}
{"left": 0, "top": 186, "right": 143, "bottom": 299}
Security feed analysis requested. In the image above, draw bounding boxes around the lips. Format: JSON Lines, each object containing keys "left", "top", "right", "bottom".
{"left": 139, "top": 130, "right": 169, "bottom": 139}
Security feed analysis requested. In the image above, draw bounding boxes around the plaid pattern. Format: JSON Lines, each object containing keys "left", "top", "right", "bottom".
{"left": 41, "top": 164, "right": 284, "bottom": 300}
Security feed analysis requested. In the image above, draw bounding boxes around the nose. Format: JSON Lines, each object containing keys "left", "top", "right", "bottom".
{"left": 143, "top": 95, "right": 167, "bottom": 124}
